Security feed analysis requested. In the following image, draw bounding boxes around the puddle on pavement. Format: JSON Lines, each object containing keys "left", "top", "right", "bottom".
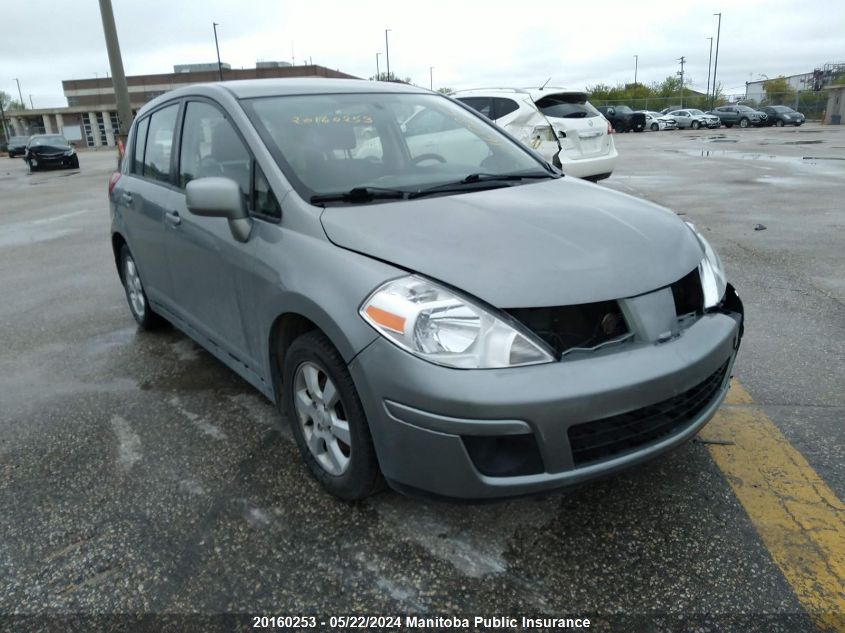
{"left": 668, "top": 148, "right": 845, "bottom": 165}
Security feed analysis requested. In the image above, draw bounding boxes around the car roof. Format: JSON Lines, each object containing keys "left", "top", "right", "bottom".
{"left": 137, "top": 78, "right": 431, "bottom": 116}
{"left": 454, "top": 87, "right": 585, "bottom": 101}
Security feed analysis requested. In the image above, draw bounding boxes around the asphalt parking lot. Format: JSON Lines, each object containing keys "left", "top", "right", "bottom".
{"left": 1, "top": 125, "right": 843, "bottom": 631}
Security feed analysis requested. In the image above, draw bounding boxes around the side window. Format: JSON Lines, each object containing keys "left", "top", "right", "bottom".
{"left": 142, "top": 104, "right": 179, "bottom": 183}
{"left": 131, "top": 117, "right": 149, "bottom": 175}
{"left": 457, "top": 97, "right": 493, "bottom": 119}
{"left": 253, "top": 164, "right": 281, "bottom": 220}
{"left": 179, "top": 101, "right": 251, "bottom": 203}
{"left": 492, "top": 98, "right": 519, "bottom": 120}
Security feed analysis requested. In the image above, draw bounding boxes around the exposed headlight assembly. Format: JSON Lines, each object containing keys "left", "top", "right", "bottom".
{"left": 64, "top": 148, "right": 75, "bottom": 156}
{"left": 686, "top": 223, "right": 727, "bottom": 308}
{"left": 360, "top": 276, "right": 554, "bottom": 369}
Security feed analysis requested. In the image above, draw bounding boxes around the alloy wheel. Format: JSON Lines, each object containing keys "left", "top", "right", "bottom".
{"left": 124, "top": 255, "right": 146, "bottom": 318}
{"left": 293, "top": 361, "right": 351, "bottom": 476}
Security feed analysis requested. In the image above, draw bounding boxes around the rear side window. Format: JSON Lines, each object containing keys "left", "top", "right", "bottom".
{"left": 535, "top": 94, "right": 600, "bottom": 119}
{"left": 492, "top": 98, "right": 519, "bottom": 119}
{"left": 142, "top": 104, "right": 179, "bottom": 183}
{"left": 131, "top": 117, "right": 149, "bottom": 175}
{"left": 178, "top": 101, "right": 251, "bottom": 203}
{"left": 457, "top": 97, "right": 493, "bottom": 119}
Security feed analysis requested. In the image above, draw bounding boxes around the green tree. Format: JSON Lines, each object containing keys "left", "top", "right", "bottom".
{"left": 0, "top": 90, "right": 24, "bottom": 111}
{"left": 436, "top": 87, "right": 454, "bottom": 95}
{"left": 762, "top": 76, "right": 796, "bottom": 105}
{"left": 368, "top": 72, "right": 413, "bottom": 84}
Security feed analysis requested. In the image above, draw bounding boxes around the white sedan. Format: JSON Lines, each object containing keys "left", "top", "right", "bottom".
{"left": 639, "top": 111, "right": 678, "bottom": 131}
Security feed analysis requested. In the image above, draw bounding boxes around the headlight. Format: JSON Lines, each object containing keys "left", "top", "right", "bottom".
{"left": 686, "top": 223, "right": 726, "bottom": 308}
{"left": 360, "top": 276, "right": 554, "bottom": 369}
{"left": 64, "top": 149, "right": 75, "bottom": 156}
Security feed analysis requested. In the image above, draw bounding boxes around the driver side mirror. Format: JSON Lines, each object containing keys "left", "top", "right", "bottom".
{"left": 186, "top": 177, "right": 252, "bottom": 242}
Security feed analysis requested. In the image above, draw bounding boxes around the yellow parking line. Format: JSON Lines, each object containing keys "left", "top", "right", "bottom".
{"left": 702, "top": 379, "right": 845, "bottom": 632}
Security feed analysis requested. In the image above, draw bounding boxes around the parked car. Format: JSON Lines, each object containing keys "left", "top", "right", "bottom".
{"left": 666, "top": 109, "right": 720, "bottom": 130}
{"left": 24, "top": 134, "right": 79, "bottom": 171}
{"left": 639, "top": 111, "right": 678, "bottom": 131}
{"left": 596, "top": 105, "right": 646, "bottom": 133}
{"left": 7, "top": 135, "right": 29, "bottom": 158}
{"left": 110, "top": 78, "right": 744, "bottom": 500}
{"left": 760, "top": 105, "right": 805, "bottom": 127}
{"left": 707, "top": 105, "right": 767, "bottom": 128}
{"left": 454, "top": 88, "right": 617, "bottom": 181}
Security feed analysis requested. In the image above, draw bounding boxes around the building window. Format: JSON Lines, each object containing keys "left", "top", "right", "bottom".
{"left": 82, "top": 113, "right": 95, "bottom": 147}
{"left": 96, "top": 112, "right": 108, "bottom": 145}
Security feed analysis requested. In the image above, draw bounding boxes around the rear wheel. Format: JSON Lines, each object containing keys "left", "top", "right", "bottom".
{"left": 739, "top": 117, "right": 750, "bottom": 128}
{"left": 284, "top": 331, "right": 381, "bottom": 500}
{"left": 119, "top": 245, "right": 165, "bottom": 329}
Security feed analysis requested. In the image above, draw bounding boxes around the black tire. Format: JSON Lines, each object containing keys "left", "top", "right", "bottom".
{"left": 691, "top": 120, "right": 701, "bottom": 130}
{"left": 284, "top": 331, "right": 381, "bottom": 500}
{"left": 651, "top": 123, "right": 659, "bottom": 131}
{"left": 739, "top": 117, "right": 750, "bottom": 129}
{"left": 69, "top": 156, "right": 80, "bottom": 169}
{"left": 613, "top": 121, "right": 625, "bottom": 133}
{"left": 27, "top": 158, "right": 37, "bottom": 173}
{"left": 119, "top": 244, "right": 166, "bottom": 329}
{"left": 775, "top": 119, "right": 784, "bottom": 127}
{"left": 725, "top": 123, "right": 733, "bottom": 128}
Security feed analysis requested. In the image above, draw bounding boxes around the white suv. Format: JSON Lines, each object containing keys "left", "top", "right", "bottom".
{"left": 454, "top": 88, "right": 617, "bottom": 181}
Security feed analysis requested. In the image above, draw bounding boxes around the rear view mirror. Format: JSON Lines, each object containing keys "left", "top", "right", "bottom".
{"left": 186, "top": 177, "right": 252, "bottom": 242}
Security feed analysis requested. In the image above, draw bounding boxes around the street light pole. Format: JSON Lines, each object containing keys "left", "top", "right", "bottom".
{"left": 97, "top": 0, "right": 133, "bottom": 143}
{"left": 385, "top": 29, "right": 391, "bottom": 81}
{"left": 706, "top": 37, "right": 713, "bottom": 103}
{"left": 15, "top": 78, "right": 24, "bottom": 109}
{"left": 678, "top": 56, "right": 686, "bottom": 107}
{"left": 633, "top": 55, "right": 638, "bottom": 85}
{"left": 213, "top": 22, "right": 224, "bottom": 81}
{"left": 376, "top": 53, "right": 381, "bottom": 80}
{"left": 712, "top": 12, "right": 722, "bottom": 108}
{"left": 430, "top": 66, "right": 434, "bottom": 90}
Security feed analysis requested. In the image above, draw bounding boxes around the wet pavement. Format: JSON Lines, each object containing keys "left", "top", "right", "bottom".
{"left": 1, "top": 127, "right": 843, "bottom": 630}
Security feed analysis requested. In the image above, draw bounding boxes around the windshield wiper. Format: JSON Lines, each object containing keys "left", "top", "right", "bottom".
{"left": 408, "top": 172, "right": 557, "bottom": 199}
{"left": 310, "top": 186, "right": 408, "bottom": 205}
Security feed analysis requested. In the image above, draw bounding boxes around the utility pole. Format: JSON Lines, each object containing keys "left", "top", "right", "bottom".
{"left": 633, "top": 55, "right": 638, "bottom": 85}
{"left": 430, "top": 66, "right": 434, "bottom": 90}
{"left": 0, "top": 98, "right": 9, "bottom": 142}
{"left": 706, "top": 37, "right": 714, "bottom": 103}
{"left": 97, "top": 0, "right": 133, "bottom": 143}
{"left": 15, "top": 78, "right": 24, "bottom": 109}
{"left": 213, "top": 22, "right": 223, "bottom": 81}
{"left": 29, "top": 95, "right": 34, "bottom": 109}
{"left": 385, "top": 29, "right": 391, "bottom": 81}
{"left": 376, "top": 53, "right": 381, "bottom": 80}
{"left": 712, "top": 12, "right": 722, "bottom": 108}
{"left": 677, "top": 56, "right": 686, "bottom": 107}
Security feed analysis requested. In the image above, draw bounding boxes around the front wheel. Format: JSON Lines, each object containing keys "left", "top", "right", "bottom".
{"left": 725, "top": 123, "right": 733, "bottom": 128}
{"left": 651, "top": 123, "right": 659, "bottom": 131}
{"left": 27, "top": 158, "right": 37, "bottom": 173}
{"left": 739, "top": 118, "right": 750, "bottom": 128}
{"left": 284, "top": 331, "right": 381, "bottom": 500}
{"left": 775, "top": 120, "right": 784, "bottom": 127}
{"left": 691, "top": 120, "right": 701, "bottom": 130}
{"left": 69, "top": 156, "right": 80, "bottom": 169}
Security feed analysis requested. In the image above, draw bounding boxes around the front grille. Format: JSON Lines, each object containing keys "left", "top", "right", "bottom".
{"left": 568, "top": 359, "right": 730, "bottom": 466}
{"left": 506, "top": 300, "right": 629, "bottom": 357}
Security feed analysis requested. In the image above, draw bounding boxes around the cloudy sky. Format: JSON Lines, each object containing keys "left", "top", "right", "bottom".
{"left": 1, "top": 0, "right": 842, "bottom": 108}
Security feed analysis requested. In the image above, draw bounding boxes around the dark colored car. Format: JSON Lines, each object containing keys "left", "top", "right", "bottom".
{"left": 596, "top": 105, "right": 646, "bottom": 133}
{"left": 7, "top": 135, "right": 29, "bottom": 158}
{"left": 760, "top": 105, "right": 805, "bottom": 127}
{"left": 25, "top": 134, "right": 79, "bottom": 172}
{"left": 706, "top": 105, "right": 767, "bottom": 128}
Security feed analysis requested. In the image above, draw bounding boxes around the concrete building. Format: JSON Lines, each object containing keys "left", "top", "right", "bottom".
{"left": 745, "top": 63, "right": 845, "bottom": 103}
{"left": 5, "top": 63, "right": 358, "bottom": 147}
{"left": 823, "top": 85, "right": 845, "bottom": 125}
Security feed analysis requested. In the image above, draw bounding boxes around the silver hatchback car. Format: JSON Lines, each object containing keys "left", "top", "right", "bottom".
{"left": 110, "top": 78, "right": 744, "bottom": 500}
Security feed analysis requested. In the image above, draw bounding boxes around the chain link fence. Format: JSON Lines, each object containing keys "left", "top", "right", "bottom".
{"left": 590, "top": 91, "right": 829, "bottom": 120}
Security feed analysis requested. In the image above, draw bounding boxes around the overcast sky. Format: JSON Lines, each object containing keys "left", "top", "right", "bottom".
{"left": 2, "top": 0, "right": 843, "bottom": 108}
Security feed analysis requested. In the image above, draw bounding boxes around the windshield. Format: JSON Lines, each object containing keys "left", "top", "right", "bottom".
{"left": 242, "top": 92, "right": 547, "bottom": 201}
{"left": 30, "top": 135, "right": 68, "bottom": 146}
{"left": 688, "top": 109, "right": 705, "bottom": 115}
{"left": 534, "top": 93, "right": 600, "bottom": 119}
{"left": 771, "top": 106, "right": 793, "bottom": 112}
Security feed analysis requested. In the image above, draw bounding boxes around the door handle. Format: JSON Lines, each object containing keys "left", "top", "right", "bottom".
{"left": 165, "top": 210, "right": 181, "bottom": 226}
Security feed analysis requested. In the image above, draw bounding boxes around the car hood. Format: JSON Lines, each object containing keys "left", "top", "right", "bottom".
{"left": 320, "top": 178, "right": 704, "bottom": 307}
{"left": 29, "top": 143, "right": 71, "bottom": 153}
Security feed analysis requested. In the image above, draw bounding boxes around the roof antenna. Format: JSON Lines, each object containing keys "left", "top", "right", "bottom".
{"left": 539, "top": 77, "right": 551, "bottom": 90}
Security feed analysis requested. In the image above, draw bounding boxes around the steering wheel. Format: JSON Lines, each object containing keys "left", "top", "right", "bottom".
{"left": 412, "top": 153, "right": 447, "bottom": 165}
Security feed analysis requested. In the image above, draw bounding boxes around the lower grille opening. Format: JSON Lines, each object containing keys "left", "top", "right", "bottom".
{"left": 463, "top": 434, "right": 544, "bottom": 477}
{"left": 568, "top": 360, "right": 730, "bottom": 467}
{"left": 506, "top": 300, "right": 629, "bottom": 357}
